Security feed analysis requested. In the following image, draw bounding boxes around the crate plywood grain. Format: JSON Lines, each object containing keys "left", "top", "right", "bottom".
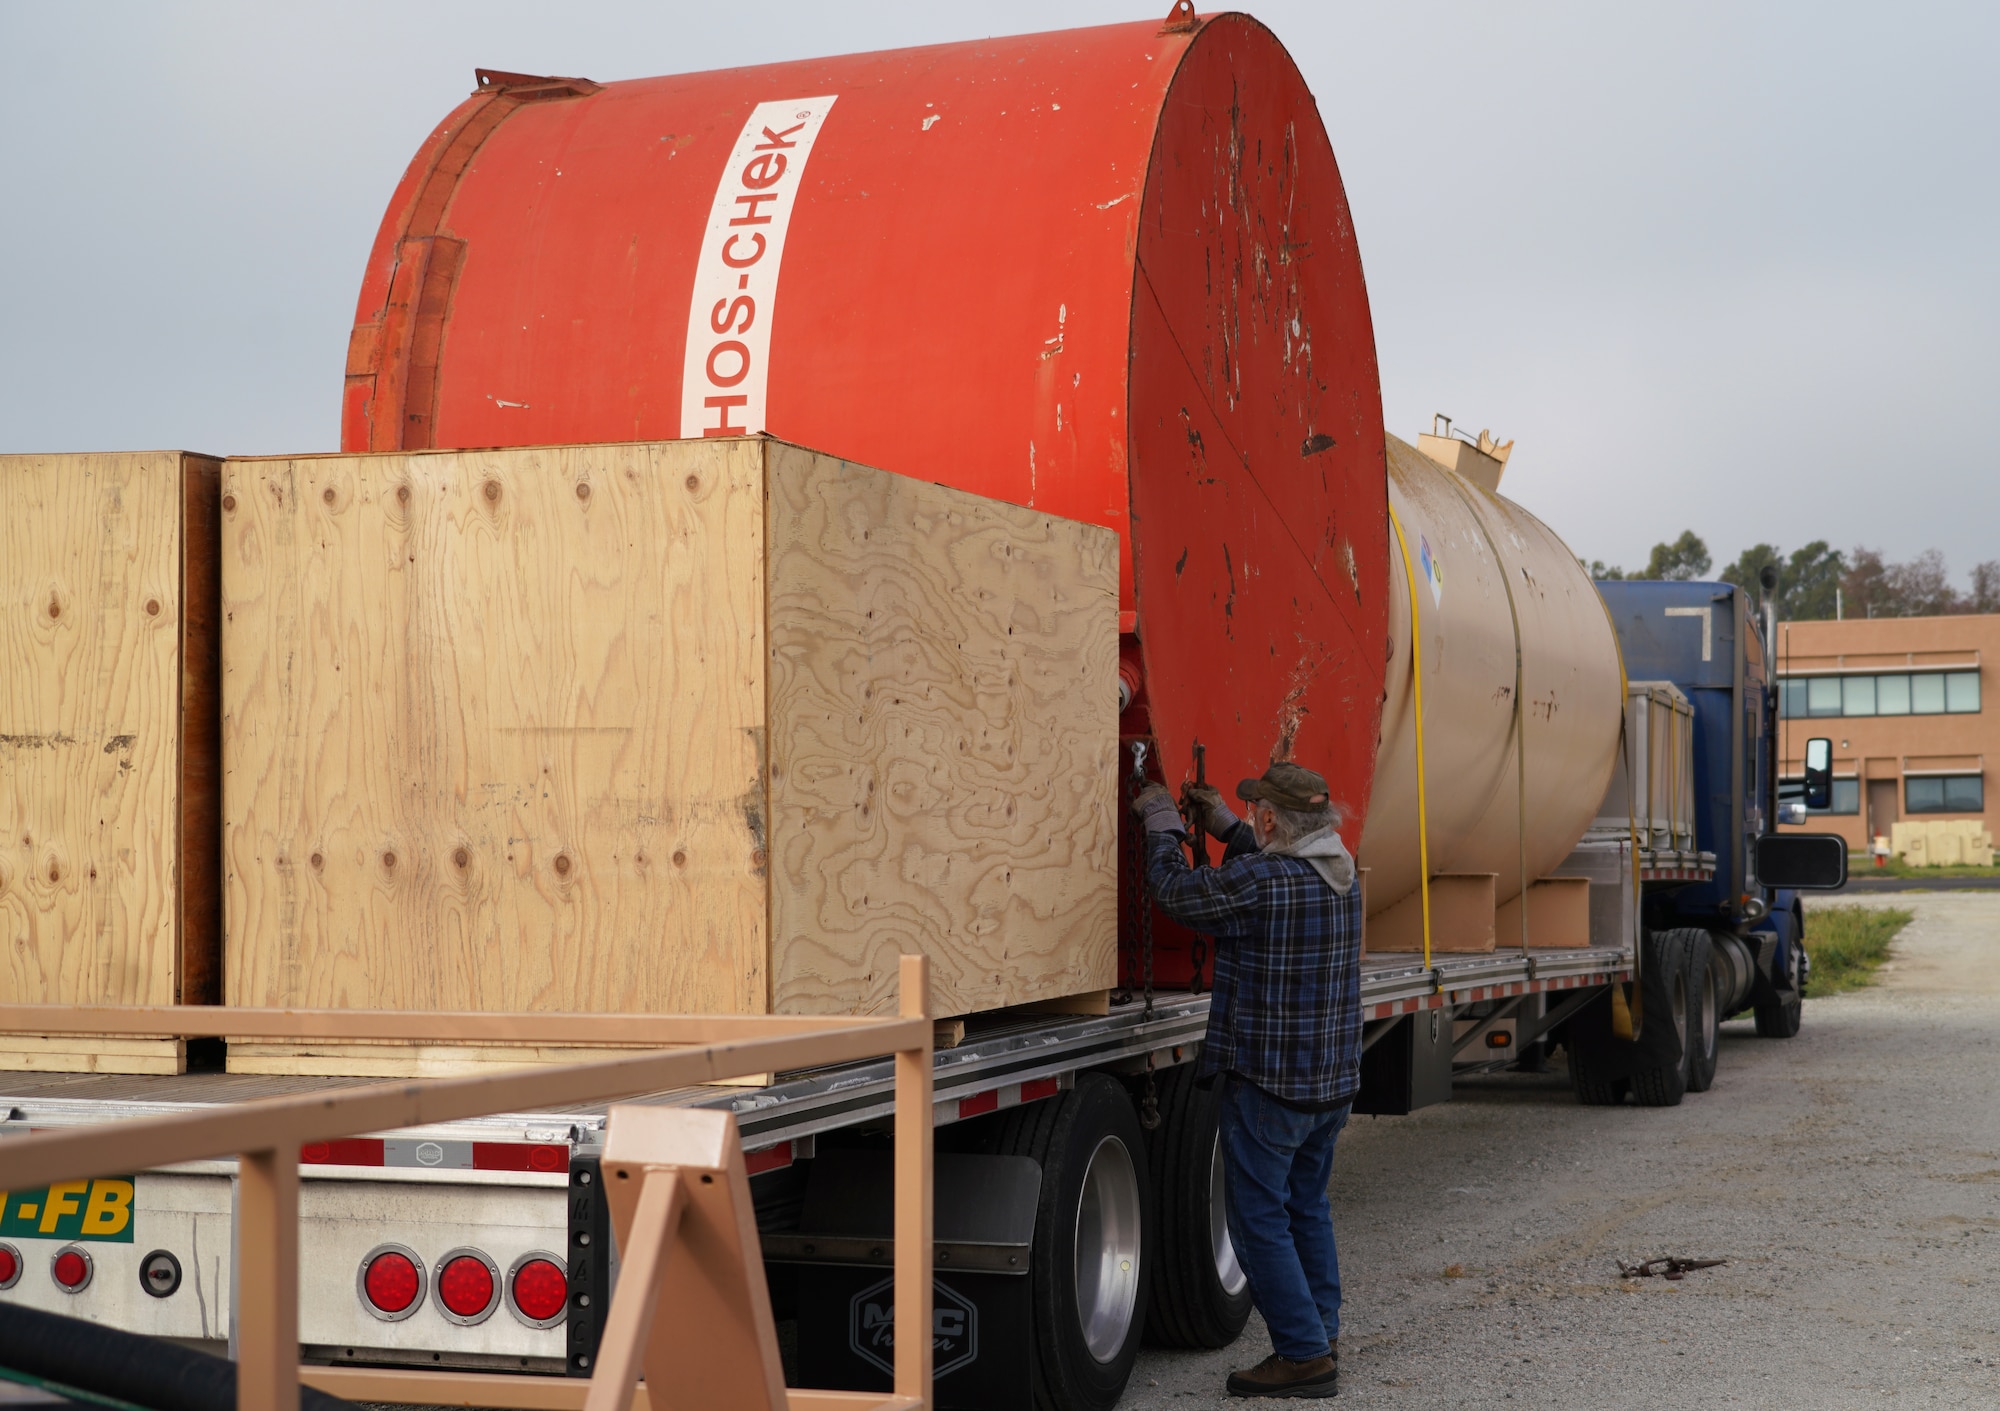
{"left": 763, "top": 444, "right": 1118, "bottom": 1015}
{"left": 0, "top": 452, "right": 222, "bottom": 1072}
{"left": 221, "top": 439, "right": 1115, "bottom": 1067}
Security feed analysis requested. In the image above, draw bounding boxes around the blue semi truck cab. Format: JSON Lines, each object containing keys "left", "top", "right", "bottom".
{"left": 1557, "top": 578, "right": 1844, "bottom": 1105}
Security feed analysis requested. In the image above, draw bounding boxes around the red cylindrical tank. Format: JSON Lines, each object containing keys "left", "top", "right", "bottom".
{"left": 344, "top": 10, "right": 1389, "bottom": 843}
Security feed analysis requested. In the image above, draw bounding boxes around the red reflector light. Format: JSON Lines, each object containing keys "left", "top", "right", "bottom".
{"left": 957, "top": 1089, "right": 999, "bottom": 1119}
{"left": 51, "top": 1249, "right": 91, "bottom": 1291}
{"left": 363, "top": 1250, "right": 421, "bottom": 1314}
{"left": 438, "top": 1254, "right": 496, "bottom": 1319}
{"left": 0, "top": 1247, "right": 17, "bottom": 1286}
{"left": 1020, "top": 1076, "right": 1061, "bottom": 1103}
{"left": 470, "top": 1141, "right": 568, "bottom": 1173}
{"left": 510, "top": 1257, "right": 568, "bottom": 1323}
{"left": 301, "top": 1138, "right": 386, "bottom": 1166}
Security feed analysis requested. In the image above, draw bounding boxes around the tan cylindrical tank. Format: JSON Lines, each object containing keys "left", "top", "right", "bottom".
{"left": 1357, "top": 434, "right": 1624, "bottom": 915}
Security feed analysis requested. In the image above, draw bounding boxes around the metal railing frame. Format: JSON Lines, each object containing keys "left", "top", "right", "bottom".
{"left": 0, "top": 955, "right": 936, "bottom": 1411}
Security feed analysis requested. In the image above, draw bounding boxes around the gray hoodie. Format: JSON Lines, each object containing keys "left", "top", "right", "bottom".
{"left": 1269, "top": 826, "right": 1357, "bottom": 896}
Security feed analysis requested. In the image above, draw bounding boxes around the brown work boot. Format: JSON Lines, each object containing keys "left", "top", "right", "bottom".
{"left": 1226, "top": 1350, "right": 1338, "bottom": 1398}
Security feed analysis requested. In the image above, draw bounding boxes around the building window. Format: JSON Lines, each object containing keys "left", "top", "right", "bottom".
{"left": 1780, "top": 776, "right": 1861, "bottom": 814}
{"left": 1778, "top": 670, "right": 1978, "bottom": 718}
{"left": 1905, "top": 775, "right": 1984, "bottom": 814}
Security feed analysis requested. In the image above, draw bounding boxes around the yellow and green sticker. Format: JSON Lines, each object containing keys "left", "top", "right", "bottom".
{"left": 0, "top": 1180, "right": 136, "bottom": 1243}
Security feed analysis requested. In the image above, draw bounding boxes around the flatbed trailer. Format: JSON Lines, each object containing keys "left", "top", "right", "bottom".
{"left": 0, "top": 940, "right": 1632, "bottom": 1404}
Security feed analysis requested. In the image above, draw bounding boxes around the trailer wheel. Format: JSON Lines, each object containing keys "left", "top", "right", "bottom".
{"left": 1563, "top": 990, "right": 1628, "bottom": 1106}
{"left": 1629, "top": 928, "right": 1696, "bottom": 1107}
{"left": 1684, "top": 931, "right": 1719, "bottom": 1093}
{"left": 1142, "top": 1064, "right": 1253, "bottom": 1349}
{"left": 987, "top": 1073, "right": 1152, "bottom": 1411}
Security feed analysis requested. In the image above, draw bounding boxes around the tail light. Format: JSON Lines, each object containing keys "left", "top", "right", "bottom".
{"left": 434, "top": 1248, "right": 500, "bottom": 1325}
{"left": 0, "top": 1243, "right": 20, "bottom": 1291}
{"left": 51, "top": 1247, "right": 92, "bottom": 1292}
{"left": 507, "top": 1253, "right": 569, "bottom": 1327}
{"left": 358, "top": 1244, "right": 425, "bottom": 1321}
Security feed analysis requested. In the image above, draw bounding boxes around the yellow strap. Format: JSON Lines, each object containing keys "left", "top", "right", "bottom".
{"left": 1387, "top": 505, "right": 1433, "bottom": 975}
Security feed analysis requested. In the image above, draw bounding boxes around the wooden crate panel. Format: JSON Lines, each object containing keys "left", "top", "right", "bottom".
{"left": 1, "top": 452, "right": 220, "bottom": 1028}
{"left": 0, "top": 1037, "right": 186, "bottom": 1075}
{"left": 222, "top": 442, "right": 770, "bottom": 1016}
{"left": 764, "top": 445, "right": 1118, "bottom": 1017}
{"left": 221, "top": 438, "right": 1118, "bottom": 1044}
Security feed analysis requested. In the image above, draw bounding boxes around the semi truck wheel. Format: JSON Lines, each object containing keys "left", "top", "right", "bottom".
{"left": 1142, "top": 1064, "right": 1253, "bottom": 1349}
{"left": 1629, "top": 929, "right": 1696, "bottom": 1107}
{"left": 1685, "top": 931, "right": 1720, "bottom": 1093}
{"left": 986, "top": 1074, "right": 1152, "bottom": 1411}
{"left": 1563, "top": 990, "right": 1628, "bottom": 1106}
{"left": 1754, "top": 933, "right": 1806, "bottom": 1038}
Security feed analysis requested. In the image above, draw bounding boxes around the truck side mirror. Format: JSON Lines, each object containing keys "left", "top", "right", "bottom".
{"left": 1757, "top": 833, "right": 1847, "bottom": 890}
{"left": 1803, "top": 736, "right": 1833, "bottom": 811}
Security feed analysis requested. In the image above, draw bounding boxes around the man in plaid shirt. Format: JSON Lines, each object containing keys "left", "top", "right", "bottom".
{"left": 1133, "top": 760, "right": 1362, "bottom": 1400}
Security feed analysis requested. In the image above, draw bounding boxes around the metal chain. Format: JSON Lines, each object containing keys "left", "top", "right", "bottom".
{"left": 1129, "top": 742, "right": 1155, "bottom": 1022}
{"left": 1140, "top": 1054, "right": 1162, "bottom": 1131}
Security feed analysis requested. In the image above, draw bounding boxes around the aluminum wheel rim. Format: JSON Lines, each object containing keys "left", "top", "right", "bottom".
{"left": 1073, "top": 1134, "right": 1143, "bottom": 1362}
{"left": 1208, "top": 1134, "right": 1247, "bottom": 1296}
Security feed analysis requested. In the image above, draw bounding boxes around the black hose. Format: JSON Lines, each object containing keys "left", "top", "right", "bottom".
{"left": 0, "top": 1301, "right": 352, "bottom": 1411}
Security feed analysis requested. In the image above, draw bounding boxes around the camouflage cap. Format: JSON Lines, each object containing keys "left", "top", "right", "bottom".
{"left": 1236, "top": 761, "right": 1332, "bottom": 811}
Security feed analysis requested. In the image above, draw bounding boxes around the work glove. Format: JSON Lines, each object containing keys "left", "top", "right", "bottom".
{"left": 1183, "top": 783, "right": 1241, "bottom": 838}
{"left": 1130, "top": 782, "right": 1188, "bottom": 837}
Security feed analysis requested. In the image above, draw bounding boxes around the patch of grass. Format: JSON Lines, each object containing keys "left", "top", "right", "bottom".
{"left": 1848, "top": 854, "right": 1998, "bottom": 880}
{"left": 1804, "top": 905, "right": 1913, "bottom": 994}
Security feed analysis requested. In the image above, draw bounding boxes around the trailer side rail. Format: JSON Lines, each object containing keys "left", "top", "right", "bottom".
{"left": 0, "top": 959, "right": 939, "bottom": 1411}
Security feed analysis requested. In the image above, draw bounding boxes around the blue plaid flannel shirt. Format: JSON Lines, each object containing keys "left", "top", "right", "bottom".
{"left": 1146, "top": 822, "right": 1364, "bottom": 1108}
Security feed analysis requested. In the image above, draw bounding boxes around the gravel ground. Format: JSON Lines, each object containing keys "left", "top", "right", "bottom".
{"left": 1125, "top": 892, "right": 2000, "bottom": 1409}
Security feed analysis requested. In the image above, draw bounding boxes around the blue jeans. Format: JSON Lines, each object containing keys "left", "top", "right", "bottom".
{"left": 1219, "top": 1076, "right": 1349, "bottom": 1360}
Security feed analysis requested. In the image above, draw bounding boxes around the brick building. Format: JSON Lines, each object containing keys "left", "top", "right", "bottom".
{"left": 1775, "top": 613, "right": 1996, "bottom": 851}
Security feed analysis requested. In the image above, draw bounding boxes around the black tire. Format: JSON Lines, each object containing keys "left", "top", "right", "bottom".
{"left": 1142, "top": 1065, "right": 1254, "bottom": 1349}
{"left": 1685, "top": 931, "right": 1719, "bottom": 1094}
{"left": 1561, "top": 988, "right": 1627, "bottom": 1105}
{"left": 985, "top": 1074, "right": 1152, "bottom": 1411}
{"left": 1755, "top": 928, "right": 1806, "bottom": 1038}
{"left": 1630, "top": 929, "right": 1695, "bottom": 1107}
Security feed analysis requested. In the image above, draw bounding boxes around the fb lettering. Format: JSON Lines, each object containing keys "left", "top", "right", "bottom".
{"left": 0, "top": 1178, "right": 137, "bottom": 1242}
{"left": 680, "top": 97, "right": 838, "bottom": 439}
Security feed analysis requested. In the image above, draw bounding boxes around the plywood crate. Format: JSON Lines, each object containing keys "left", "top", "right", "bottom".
{"left": 220, "top": 439, "right": 1117, "bottom": 1073}
{"left": 1, "top": 453, "right": 223, "bottom": 1073}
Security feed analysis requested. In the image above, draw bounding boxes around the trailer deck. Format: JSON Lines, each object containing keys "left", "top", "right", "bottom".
{"left": 0, "top": 945, "right": 1633, "bottom": 1164}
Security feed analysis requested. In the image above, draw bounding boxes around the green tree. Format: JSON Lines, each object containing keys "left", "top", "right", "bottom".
{"left": 1781, "top": 541, "right": 1844, "bottom": 620}
{"left": 1638, "top": 530, "right": 1712, "bottom": 581}
{"left": 1582, "top": 558, "right": 1626, "bottom": 580}
{"left": 1971, "top": 561, "right": 2000, "bottom": 614}
{"left": 1720, "top": 543, "right": 1782, "bottom": 595}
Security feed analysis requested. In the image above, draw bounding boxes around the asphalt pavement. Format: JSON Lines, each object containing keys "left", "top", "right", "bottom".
{"left": 1125, "top": 891, "right": 2000, "bottom": 1409}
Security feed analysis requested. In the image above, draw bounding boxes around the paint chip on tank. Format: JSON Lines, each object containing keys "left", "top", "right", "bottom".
{"left": 923, "top": 115, "right": 941, "bottom": 131}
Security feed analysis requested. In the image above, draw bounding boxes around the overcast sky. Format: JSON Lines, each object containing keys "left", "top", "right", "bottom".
{"left": 4, "top": 2, "right": 1994, "bottom": 577}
